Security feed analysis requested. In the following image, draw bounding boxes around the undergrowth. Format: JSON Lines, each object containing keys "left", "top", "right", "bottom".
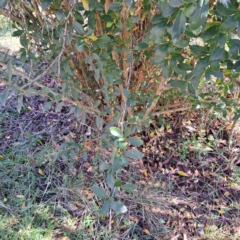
{"left": 1, "top": 94, "right": 240, "bottom": 239}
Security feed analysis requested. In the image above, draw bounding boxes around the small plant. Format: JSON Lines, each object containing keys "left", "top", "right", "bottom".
{"left": 92, "top": 127, "right": 144, "bottom": 215}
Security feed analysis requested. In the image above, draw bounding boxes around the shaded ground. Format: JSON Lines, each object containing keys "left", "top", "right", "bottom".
{"left": 0, "top": 16, "right": 21, "bottom": 53}
{"left": 0, "top": 85, "right": 240, "bottom": 239}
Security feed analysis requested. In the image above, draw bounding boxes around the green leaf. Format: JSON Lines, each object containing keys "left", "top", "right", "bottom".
{"left": 178, "top": 63, "right": 193, "bottom": 71}
{"left": 119, "top": 141, "right": 127, "bottom": 152}
{"left": 189, "top": 0, "right": 209, "bottom": 31}
{"left": 169, "top": 0, "right": 183, "bottom": 7}
{"left": 150, "top": 25, "right": 165, "bottom": 44}
{"left": 124, "top": 127, "right": 131, "bottom": 137}
{"left": 56, "top": 10, "right": 64, "bottom": 22}
{"left": 17, "top": 95, "right": 23, "bottom": 113}
{"left": 96, "top": 116, "right": 103, "bottom": 130}
{"left": 162, "top": 5, "right": 176, "bottom": 17}
{"left": 126, "top": 0, "right": 132, "bottom": 7}
{"left": 216, "top": 2, "right": 238, "bottom": 16}
{"left": 107, "top": 171, "right": 114, "bottom": 189}
{"left": 210, "top": 60, "right": 220, "bottom": 72}
{"left": 161, "top": 59, "right": 170, "bottom": 78}
{"left": 43, "top": 101, "right": 52, "bottom": 111}
{"left": 174, "top": 38, "right": 189, "bottom": 48}
{"left": 218, "top": 33, "right": 227, "bottom": 48}
{"left": 55, "top": 102, "right": 63, "bottom": 112}
{"left": 114, "top": 178, "right": 122, "bottom": 187}
{"left": 41, "top": 0, "right": 52, "bottom": 11}
{"left": 193, "top": 56, "right": 209, "bottom": 76}
{"left": 134, "top": 43, "right": 149, "bottom": 50}
{"left": 92, "top": 185, "right": 108, "bottom": 199}
{"left": 0, "top": 0, "right": 7, "bottom": 8}
{"left": 170, "top": 80, "right": 187, "bottom": 91}
{"left": 210, "top": 46, "right": 224, "bottom": 60}
{"left": 101, "top": 201, "right": 111, "bottom": 215}
{"left": 7, "top": 59, "right": 12, "bottom": 82}
{"left": 219, "top": 16, "right": 237, "bottom": 33}
{"left": 99, "top": 162, "right": 110, "bottom": 171}
{"left": 191, "top": 74, "right": 202, "bottom": 89}
{"left": 172, "top": 10, "right": 186, "bottom": 43}
{"left": 190, "top": 45, "right": 209, "bottom": 56}
{"left": 12, "top": 30, "right": 24, "bottom": 37}
{"left": 183, "top": 3, "right": 195, "bottom": 17}
{"left": 0, "top": 87, "right": 9, "bottom": 106}
{"left": 202, "top": 25, "right": 220, "bottom": 41}
{"left": 150, "top": 14, "right": 165, "bottom": 24}
{"left": 109, "top": 127, "right": 123, "bottom": 137}
{"left": 188, "top": 83, "right": 195, "bottom": 96}
{"left": 233, "top": 114, "right": 240, "bottom": 121}
{"left": 127, "top": 137, "right": 143, "bottom": 147}
{"left": 101, "top": 14, "right": 113, "bottom": 22}
{"left": 111, "top": 201, "right": 127, "bottom": 213}
{"left": 112, "top": 157, "right": 122, "bottom": 172}
{"left": 124, "top": 149, "right": 144, "bottom": 160}
{"left": 109, "top": 2, "right": 122, "bottom": 11}
{"left": 121, "top": 184, "right": 136, "bottom": 193}
{"left": 20, "top": 34, "right": 28, "bottom": 48}
{"left": 73, "top": 22, "right": 84, "bottom": 35}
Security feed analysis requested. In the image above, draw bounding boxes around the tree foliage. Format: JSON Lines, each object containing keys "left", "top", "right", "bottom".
{"left": 0, "top": 0, "right": 240, "bottom": 125}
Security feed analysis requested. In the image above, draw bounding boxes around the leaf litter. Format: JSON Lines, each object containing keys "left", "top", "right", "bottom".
{"left": 0, "top": 88, "right": 240, "bottom": 239}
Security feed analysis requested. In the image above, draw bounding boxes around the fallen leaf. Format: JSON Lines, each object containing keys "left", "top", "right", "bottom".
{"left": 143, "top": 229, "right": 151, "bottom": 235}
{"left": 142, "top": 169, "right": 148, "bottom": 177}
{"left": 178, "top": 171, "right": 189, "bottom": 177}
{"left": 38, "top": 168, "right": 45, "bottom": 176}
{"left": 84, "top": 142, "right": 91, "bottom": 151}
{"left": 224, "top": 191, "right": 230, "bottom": 196}
{"left": 218, "top": 209, "right": 225, "bottom": 214}
{"left": 225, "top": 123, "right": 233, "bottom": 130}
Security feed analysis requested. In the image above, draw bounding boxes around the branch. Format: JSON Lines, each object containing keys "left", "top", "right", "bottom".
{"left": 0, "top": 61, "right": 96, "bottom": 112}
{"left": 142, "top": 77, "right": 166, "bottom": 121}
{"left": 0, "top": 8, "right": 24, "bottom": 26}
{"left": 153, "top": 106, "right": 193, "bottom": 115}
{"left": 21, "top": 52, "right": 63, "bottom": 89}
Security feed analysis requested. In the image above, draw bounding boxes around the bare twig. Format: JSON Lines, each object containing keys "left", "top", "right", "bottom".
{"left": 20, "top": 52, "right": 63, "bottom": 89}
{"left": 142, "top": 77, "right": 166, "bottom": 121}
{"left": 0, "top": 8, "right": 24, "bottom": 26}
{"left": 153, "top": 106, "right": 193, "bottom": 116}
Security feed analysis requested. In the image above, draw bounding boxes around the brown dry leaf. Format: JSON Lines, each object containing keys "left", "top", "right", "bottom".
{"left": 87, "top": 166, "right": 93, "bottom": 172}
{"left": 83, "top": 162, "right": 91, "bottom": 168}
{"left": 224, "top": 191, "right": 230, "bottom": 196}
{"left": 129, "top": 215, "right": 138, "bottom": 222}
{"left": 143, "top": 229, "right": 151, "bottom": 235}
{"left": 105, "top": 0, "right": 110, "bottom": 13}
{"left": 84, "top": 142, "right": 91, "bottom": 151}
{"left": 150, "top": 131, "right": 155, "bottom": 138}
{"left": 225, "top": 123, "right": 233, "bottom": 130}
